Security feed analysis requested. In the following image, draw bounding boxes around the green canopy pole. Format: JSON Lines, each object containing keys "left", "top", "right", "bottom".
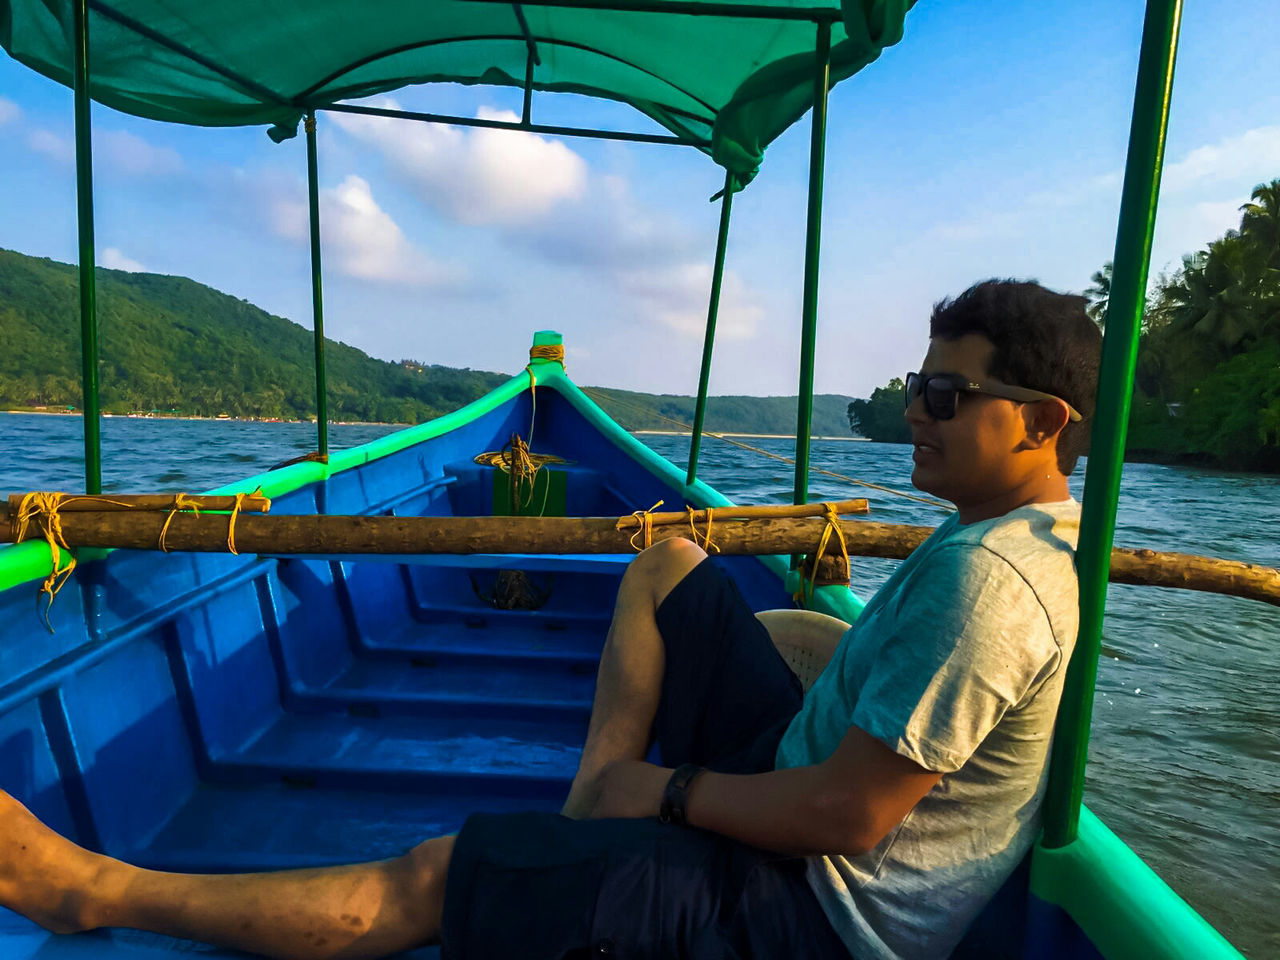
{"left": 305, "top": 111, "right": 329, "bottom": 460}
{"left": 1042, "top": 0, "right": 1183, "bottom": 849}
{"left": 72, "top": 0, "right": 101, "bottom": 495}
{"left": 791, "top": 20, "right": 831, "bottom": 509}
{"left": 686, "top": 170, "right": 735, "bottom": 486}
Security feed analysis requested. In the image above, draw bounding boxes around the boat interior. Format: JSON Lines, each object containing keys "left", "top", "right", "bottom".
{"left": 0, "top": 376, "right": 1106, "bottom": 958}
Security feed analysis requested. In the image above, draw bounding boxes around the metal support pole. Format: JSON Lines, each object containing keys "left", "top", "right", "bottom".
{"left": 513, "top": 3, "right": 541, "bottom": 125}
{"left": 686, "top": 170, "right": 735, "bottom": 486}
{"left": 72, "top": 0, "right": 101, "bottom": 495}
{"left": 305, "top": 111, "right": 329, "bottom": 459}
{"left": 1042, "top": 0, "right": 1183, "bottom": 849}
{"left": 523, "top": 48, "right": 536, "bottom": 125}
{"left": 791, "top": 20, "right": 830, "bottom": 510}
{"left": 323, "top": 102, "right": 708, "bottom": 149}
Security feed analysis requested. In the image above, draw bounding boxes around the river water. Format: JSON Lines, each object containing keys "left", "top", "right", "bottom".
{"left": 0, "top": 412, "right": 1276, "bottom": 958}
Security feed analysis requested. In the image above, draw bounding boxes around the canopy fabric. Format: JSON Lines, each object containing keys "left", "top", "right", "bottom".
{"left": 0, "top": 0, "right": 912, "bottom": 185}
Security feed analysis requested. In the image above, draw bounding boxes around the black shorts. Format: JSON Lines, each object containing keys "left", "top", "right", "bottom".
{"left": 441, "top": 559, "right": 850, "bottom": 959}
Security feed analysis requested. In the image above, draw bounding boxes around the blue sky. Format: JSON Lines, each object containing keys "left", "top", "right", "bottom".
{"left": 1, "top": 1, "right": 1278, "bottom": 398}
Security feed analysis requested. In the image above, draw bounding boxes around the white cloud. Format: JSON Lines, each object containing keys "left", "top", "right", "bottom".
{"left": 97, "top": 129, "right": 183, "bottom": 176}
{"left": 326, "top": 99, "right": 764, "bottom": 338}
{"left": 101, "top": 247, "right": 146, "bottom": 272}
{"left": 272, "top": 174, "right": 462, "bottom": 287}
{"left": 620, "top": 262, "right": 762, "bottom": 341}
{"left": 331, "top": 101, "right": 587, "bottom": 226}
{"left": 28, "top": 128, "right": 74, "bottom": 164}
{"left": 0, "top": 97, "right": 21, "bottom": 127}
{"left": 1161, "top": 126, "right": 1280, "bottom": 194}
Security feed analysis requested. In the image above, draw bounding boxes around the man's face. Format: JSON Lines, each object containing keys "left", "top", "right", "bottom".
{"left": 906, "top": 334, "right": 1034, "bottom": 511}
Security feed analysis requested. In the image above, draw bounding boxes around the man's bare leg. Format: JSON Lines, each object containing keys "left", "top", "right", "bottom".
{"left": 560, "top": 537, "right": 707, "bottom": 818}
{"left": 0, "top": 790, "right": 451, "bottom": 960}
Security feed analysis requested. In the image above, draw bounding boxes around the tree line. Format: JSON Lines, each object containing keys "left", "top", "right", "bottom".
{"left": 848, "top": 179, "right": 1280, "bottom": 472}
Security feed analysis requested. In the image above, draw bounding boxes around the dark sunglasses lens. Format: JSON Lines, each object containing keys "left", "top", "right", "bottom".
{"left": 924, "top": 379, "right": 957, "bottom": 420}
{"left": 904, "top": 373, "right": 920, "bottom": 409}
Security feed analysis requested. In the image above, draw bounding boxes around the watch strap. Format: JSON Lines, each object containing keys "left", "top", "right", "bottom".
{"left": 659, "top": 763, "right": 706, "bottom": 826}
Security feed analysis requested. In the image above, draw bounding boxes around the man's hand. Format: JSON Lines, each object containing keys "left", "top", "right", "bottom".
{"left": 586, "top": 760, "right": 672, "bottom": 820}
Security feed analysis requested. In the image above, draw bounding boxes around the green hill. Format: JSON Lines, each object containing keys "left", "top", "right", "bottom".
{"left": 0, "top": 248, "right": 856, "bottom": 436}
{"left": 583, "top": 387, "right": 857, "bottom": 437}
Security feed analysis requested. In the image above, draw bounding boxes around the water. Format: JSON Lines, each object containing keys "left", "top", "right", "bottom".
{"left": 1, "top": 413, "right": 1277, "bottom": 958}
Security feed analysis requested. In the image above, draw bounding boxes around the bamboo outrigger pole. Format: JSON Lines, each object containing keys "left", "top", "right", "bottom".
{"left": 5, "top": 496, "right": 1279, "bottom": 608}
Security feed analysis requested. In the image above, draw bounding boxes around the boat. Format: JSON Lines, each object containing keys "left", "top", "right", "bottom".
{"left": 0, "top": 0, "right": 1253, "bottom": 957}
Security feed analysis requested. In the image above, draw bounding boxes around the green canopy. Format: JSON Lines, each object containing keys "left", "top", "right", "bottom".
{"left": 0, "top": 0, "right": 911, "bottom": 184}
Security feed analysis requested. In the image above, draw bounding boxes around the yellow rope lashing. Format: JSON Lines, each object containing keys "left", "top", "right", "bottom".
{"left": 11, "top": 487, "right": 268, "bottom": 630}
{"left": 528, "top": 343, "right": 565, "bottom": 363}
{"left": 627, "top": 500, "right": 665, "bottom": 551}
{"left": 158, "top": 493, "right": 203, "bottom": 552}
{"left": 685, "top": 505, "right": 720, "bottom": 554}
{"left": 13, "top": 491, "right": 140, "bottom": 631}
{"left": 13, "top": 492, "right": 77, "bottom": 632}
{"left": 226, "top": 492, "right": 247, "bottom": 555}
{"left": 524, "top": 343, "right": 563, "bottom": 451}
{"left": 795, "top": 502, "right": 852, "bottom": 607}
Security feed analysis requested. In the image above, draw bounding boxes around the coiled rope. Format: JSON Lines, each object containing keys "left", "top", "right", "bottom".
{"left": 473, "top": 434, "right": 568, "bottom": 513}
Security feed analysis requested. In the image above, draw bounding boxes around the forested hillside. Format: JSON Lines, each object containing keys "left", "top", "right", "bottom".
{"left": 0, "top": 248, "right": 509, "bottom": 423}
{"left": 0, "top": 248, "right": 856, "bottom": 436}
{"left": 584, "top": 387, "right": 857, "bottom": 437}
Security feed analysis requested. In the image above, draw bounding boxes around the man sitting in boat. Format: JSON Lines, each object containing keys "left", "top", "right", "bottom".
{"left": 0, "top": 279, "right": 1100, "bottom": 960}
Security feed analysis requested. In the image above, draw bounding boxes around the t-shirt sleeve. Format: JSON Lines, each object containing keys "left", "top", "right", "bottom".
{"left": 850, "top": 543, "right": 1060, "bottom": 773}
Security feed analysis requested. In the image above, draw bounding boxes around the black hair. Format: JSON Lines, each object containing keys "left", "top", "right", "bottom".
{"left": 930, "top": 279, "right": 1102, "bottom": 474}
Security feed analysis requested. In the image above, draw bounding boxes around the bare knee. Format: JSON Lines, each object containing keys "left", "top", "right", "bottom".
{"left": 628, "top": 537, "right": 706, "bottom": 603}
{"left": 396, "top": 836, "right": 454, "bottom": 941}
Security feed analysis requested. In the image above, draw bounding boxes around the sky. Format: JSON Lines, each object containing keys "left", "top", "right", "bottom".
{"left": 1, "top": 1, "right": 1278, "bottom": 399}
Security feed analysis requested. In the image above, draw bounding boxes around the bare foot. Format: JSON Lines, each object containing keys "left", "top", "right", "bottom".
{"left": 0, "top": 790, "right": 110, "bottom": 934}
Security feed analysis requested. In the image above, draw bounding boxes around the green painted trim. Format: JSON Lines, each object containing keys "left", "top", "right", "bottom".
{"left": 0, "top": 543, "right": 61, "bottom": 594}
{"left": 1031, "top": 806, "right": 1243, "bottom": 960}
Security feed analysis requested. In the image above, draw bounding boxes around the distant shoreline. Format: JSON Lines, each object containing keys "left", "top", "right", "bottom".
{"left": 3, "top": 410, "right": 393, "bottom": 427}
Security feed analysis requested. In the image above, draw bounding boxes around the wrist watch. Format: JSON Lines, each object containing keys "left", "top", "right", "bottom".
{"left": 659, "top": 763, "right": 706, "bottom": 826}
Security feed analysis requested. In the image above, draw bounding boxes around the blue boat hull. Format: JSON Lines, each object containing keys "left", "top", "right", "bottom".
{"left": 0, "top": 370, "right": 1113, "bottom": 959}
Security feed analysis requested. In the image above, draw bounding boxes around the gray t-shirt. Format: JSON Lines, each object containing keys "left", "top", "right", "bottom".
{"left": 775, "top": 500, "right": 1081, "bottom": 960}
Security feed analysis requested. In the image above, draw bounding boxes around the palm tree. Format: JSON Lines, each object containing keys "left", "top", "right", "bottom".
{"left": 1239, "top": 180, "right": 1280, "bottom": 270}
{"left": 1085, "top": 262, "right": 1111, "bottom": 327}
{"left": 1163, "top": 233, "right": 1266, "bottom": 355}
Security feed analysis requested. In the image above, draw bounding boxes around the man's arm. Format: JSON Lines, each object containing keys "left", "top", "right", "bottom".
{"left": 590, "top": 726, "right": 941, "bottom": 857}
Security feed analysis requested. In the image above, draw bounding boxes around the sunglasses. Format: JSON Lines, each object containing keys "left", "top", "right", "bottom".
{"left": 904, "top": 372, "right": 1083, "bottom": 422}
